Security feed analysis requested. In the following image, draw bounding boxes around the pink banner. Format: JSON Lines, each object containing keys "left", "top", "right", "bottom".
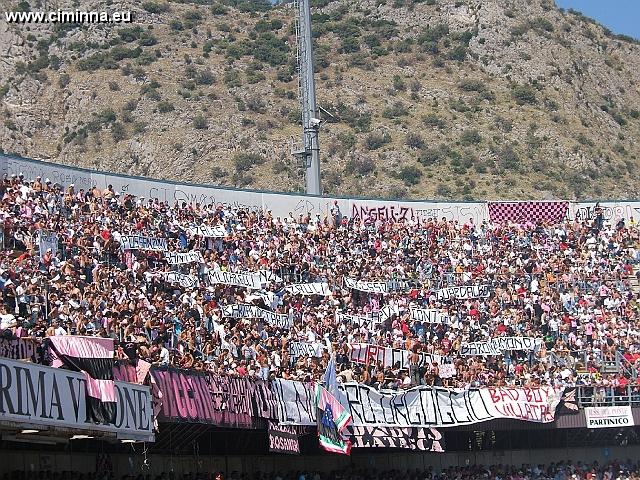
{"left": 151, "top": 368, "right": 277, "bottom": 427}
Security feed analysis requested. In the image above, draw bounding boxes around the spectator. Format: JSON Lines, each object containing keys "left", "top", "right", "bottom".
{"left": 1, "top": 173, "right": 640, "bottom": 393}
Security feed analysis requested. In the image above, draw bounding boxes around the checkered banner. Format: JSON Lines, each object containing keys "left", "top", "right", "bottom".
{"left": 488, "top": 201, "right": 569, "bottom": 224}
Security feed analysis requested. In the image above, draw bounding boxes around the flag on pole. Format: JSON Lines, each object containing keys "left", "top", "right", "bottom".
{"left": 324, "top": 353, "right": 350, "bottom": 412}
{"left": 316, "top": 384, "right": 351, "bottom": 454}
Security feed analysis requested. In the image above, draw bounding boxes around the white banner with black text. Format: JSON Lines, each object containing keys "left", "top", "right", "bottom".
{"left": 585, "top": 406, "right": 634, "bottom": 429}
{"left": 409, "top": 308, "right": 451, "bottom": 325}
{"left": 120, "top": 235, "right": 168, "bottom": 252}
{"left": 163, "top": 272, "right": 200, "bottom": 289}
{"left": 288, "top": 342, "right": 322, "bottom": 360}
{"left": 187, "top": 224, "right": 227, "bottom": 238}
{"left": 348, "top": 343, "right": 446, "bottom": 370}
{"left": 222, "top": 304, "right": 293, "bottom": 329}
{"left": 272, "top": 379, "right": 564, "bottom": 428}
{"left": 335, "top": 313, "right": 380, "bottom": 329}
{"left": 0, "top": 357, "right": 154, "bottom": 441}
{"left": 164, "top": 251, "right": 204, "bottom": 265}
{"left": 206, "top": 270, "right": 279, "bottom": 290}
{"left": 344, "top": 278, "right": 388, "bottom": 294}
{"left": 460, "top": 337, "right": 543, "bottom": 356}
{"left": 436, "top": 284, "right": 491, "bottom": 301}
{"left": 285, "top": 283, "right": 331, "bottom": 296}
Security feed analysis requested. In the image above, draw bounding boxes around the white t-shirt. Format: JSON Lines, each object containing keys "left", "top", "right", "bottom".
{"left": 0, "top": 313, "right": 16, "bottom": 330}
{"left": 159, "top": 346, "right": 170, "bottom": 365}
{"left": 54, "top": 326, "right": 68, "bottom": 336}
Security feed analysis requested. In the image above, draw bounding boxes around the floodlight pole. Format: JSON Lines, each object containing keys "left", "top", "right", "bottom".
{"left": 294, "top": 0, "right": 322, "bottom": 196}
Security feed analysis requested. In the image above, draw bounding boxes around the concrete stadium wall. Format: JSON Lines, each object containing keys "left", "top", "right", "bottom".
{"left": 1, "top": 154, "right": 640, "bottom": 223}
{"left": 2, "top": 446, "right": 639, "bottom": 476}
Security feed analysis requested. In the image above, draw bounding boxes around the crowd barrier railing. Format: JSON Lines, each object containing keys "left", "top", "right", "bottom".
{"left": 575, "top": 384, "right": 640, "bottom": 407}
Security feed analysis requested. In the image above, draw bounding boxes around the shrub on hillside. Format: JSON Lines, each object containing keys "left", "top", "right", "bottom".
{"left": 460, "top": 129, "right": 482, "bottom": 146}
{"left": 511, "top": 84, "right": 537, "bottom": 105}
{"left": 111, "top": 122, "right": 126, "bottom": 142}
{"left": 382, "top": 101, "right": 408, "bottom": 119}
{"left": 77, "top": 53, "right": 116, "bottom": 71}
{"left": 457, "top": 79, "right": 485, "bottom": 92}
{"left": 233, "top": 152, "right": 265, "bottom": 172}
{"left": 394, "top": 165, "right": 422, "bottom": 186}
{"left": 418, "top": 147, "right": 441, "bottom": 166}
{"left": 345, "top": 156, "right": 375, "bottom": 176}
{"left": 157, "top": 101, "right": 174, "bottom": 113}
{"left": 500, "top": 144, "right": 520, "bottom": 171}
{"left": 142, "top": 2, "right": 170, "bottom": 14}
{"left": 405, "top": 132, "right": 424, "bottom": 150}
{"left": 58, "top": 74, "right": 70, "bottom": 88}
{"left": 192, "top": 115, "right": 208, "bottom": 129}
{"left": 422, "top": 113, "right": 446, "bottom": 129}
{"left": 364, "top": 131, "right": 391, "bottom": 150}
{"left": 448, "top": 45, "right": 467, "bottom": 61}
{"left": 242, "top": 32, "right": 290, "bottom": 66}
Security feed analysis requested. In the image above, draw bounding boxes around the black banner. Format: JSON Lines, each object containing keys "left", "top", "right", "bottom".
{"left": 558, "top": 387, "right": 579, "bottom": 414}
{"left": 346, "top": 426, "right": 444, "bottom": 451}
{"left": 268, "top": 421, "right": 300, "bottom": 454}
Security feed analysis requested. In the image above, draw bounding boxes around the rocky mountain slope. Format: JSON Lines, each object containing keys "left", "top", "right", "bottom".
{"left": 1, "top": 0, "right": 639, "bottom": 200}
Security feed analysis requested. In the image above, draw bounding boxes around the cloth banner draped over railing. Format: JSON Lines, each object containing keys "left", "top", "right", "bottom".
{"left": 460, "top": 337, "right": 543, "bottom": 356}
{"left": 0, "top": 337, "right": 42, "bottom": 363}
{"left": 150, "top": 367, "right": 278, "bottom": 428}
{"left": 187, "top": 224, "right": 227, "bottom": 238}
{"left": 488, "top": 201, "right": 569, "bottom": 225}
{"left": 222, "top": 304, "right": 293, "bottom": 329}
{"left": 268, "top": 421, "right": 300, "bottom": 454}
{"left": 206, "top": 270, "right": 281, "bottom": 290}
{"left": 162, "top": 271, "right": 200, "bottom": 289}
{"left": 272, "top": 379, "right": 564, "bottom": 428}
{"left": 346, "top": 426, "right": 444, "bottom": 451}
{"left": 120, "top": 235, "right": 168, "bottom": 251}
{"left": 47, "top": 336, "right": 116, "bottom": 424}
{"left": 348, "top": 343, "right": 446, "bottom": 370}
{"left": 164, "top": 251, "right": 204, "bottom": 265}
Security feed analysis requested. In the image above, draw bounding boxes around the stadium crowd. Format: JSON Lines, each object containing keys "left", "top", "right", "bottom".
{"left": 5, "top": 462, "right": 640, "bottom": 480}
{"left": 1, "top": 172, "right": 640, "bottom": 392}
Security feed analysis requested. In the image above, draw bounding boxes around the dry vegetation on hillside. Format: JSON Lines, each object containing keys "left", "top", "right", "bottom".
{"left": 0, "top": 0, "right": 639, "bottom": 200}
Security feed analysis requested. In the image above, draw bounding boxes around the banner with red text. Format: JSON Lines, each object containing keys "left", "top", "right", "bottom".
{"left": 272, "top": 379, "right": 564, "bottom": 428}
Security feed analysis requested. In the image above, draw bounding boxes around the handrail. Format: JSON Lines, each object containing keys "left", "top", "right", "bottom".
{"left": 575, "top": 384, "right": 640, "bottom": 407}
{"left": 617, "top": 350, "right": 638, "bottom": 379}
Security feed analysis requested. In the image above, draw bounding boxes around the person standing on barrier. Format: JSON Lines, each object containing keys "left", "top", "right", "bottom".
{"left": 410, "top": 344, "right": 421, "bottom": 386}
